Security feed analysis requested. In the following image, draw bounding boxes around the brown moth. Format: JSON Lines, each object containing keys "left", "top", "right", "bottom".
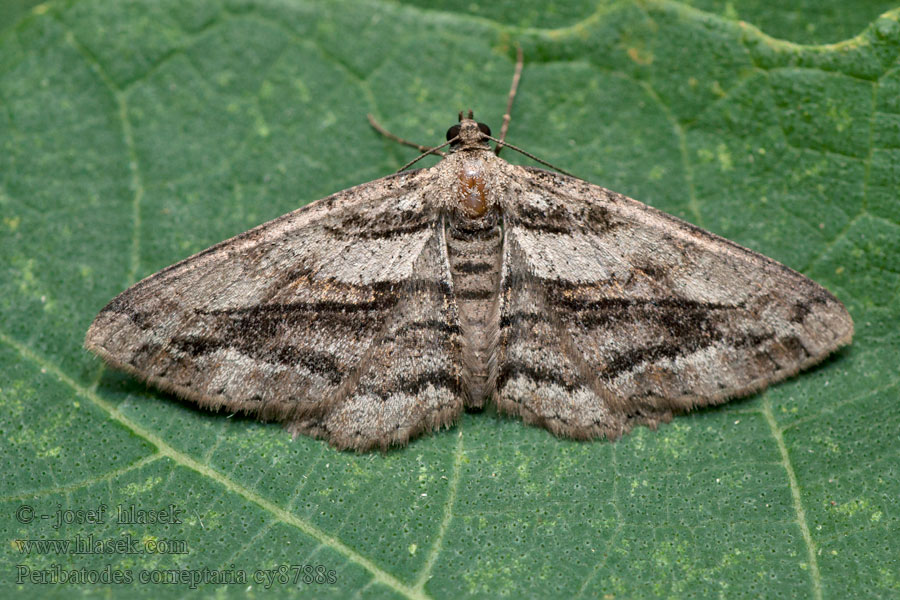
{"left": 85, "top": 54, "right": 853, "bottom": 451}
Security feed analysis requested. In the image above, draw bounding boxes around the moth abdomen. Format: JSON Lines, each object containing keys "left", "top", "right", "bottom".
{"left": 445, "top": 209, "right": 503, "bottom": 407}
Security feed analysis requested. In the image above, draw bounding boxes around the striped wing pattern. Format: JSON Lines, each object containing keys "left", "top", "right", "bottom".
{"left": 85, "top": 170, "right": 465, "bottom": 451}
{"left": 495, "top": 167, "right": 853, "bottom": 439}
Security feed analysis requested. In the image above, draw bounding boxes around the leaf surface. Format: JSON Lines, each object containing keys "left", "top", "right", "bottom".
{"left": 1, "top": 0, "right": 898, "bottom": 597}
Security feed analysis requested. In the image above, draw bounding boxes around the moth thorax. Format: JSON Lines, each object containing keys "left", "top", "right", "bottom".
{"left": 455, "top": 165, "right": 489, "bottom": 218}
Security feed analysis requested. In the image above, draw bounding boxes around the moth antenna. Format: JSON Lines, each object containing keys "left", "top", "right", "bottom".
{"left": 496, "top": 44, "right": 523, "bottom": 157}
{"left": 398, "top": 137, "right": 457, "bottom": 171}
{"left": 367, "top": 114, "right": 447, "bottom": 156}
{"left": 484, "top": 134, "right": 574, "bottom": 177}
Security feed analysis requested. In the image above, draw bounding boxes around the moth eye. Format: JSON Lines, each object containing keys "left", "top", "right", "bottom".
{"left": 446, "top": 124, "right": 461, "bottom": 141}
{"left": 477, "top": 122, "right": 491, "bottom": 137}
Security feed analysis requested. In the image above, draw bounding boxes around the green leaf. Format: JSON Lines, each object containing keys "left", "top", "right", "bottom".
{"left": 2, "top": 0, "right": 898, "bottom": 597}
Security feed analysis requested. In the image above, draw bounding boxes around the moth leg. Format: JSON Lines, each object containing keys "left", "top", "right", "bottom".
{"left": 366, "top": 114, "right": 447, "bottom": 157}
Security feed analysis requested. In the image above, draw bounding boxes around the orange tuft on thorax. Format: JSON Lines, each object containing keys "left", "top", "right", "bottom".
{"left": 456, "top": 167, "right": 488, "bottom": 218}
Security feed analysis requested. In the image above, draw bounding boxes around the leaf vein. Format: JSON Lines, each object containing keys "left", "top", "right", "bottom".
{"left": 762, "top": 396, "right": 823, "bottom": 600}
{"left": 0, "top": 328, "right": 429, "bottom": 600}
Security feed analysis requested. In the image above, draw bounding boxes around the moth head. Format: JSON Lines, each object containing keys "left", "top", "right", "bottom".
{"left": 446, "top": 110, "right": 492, "bottom": 151}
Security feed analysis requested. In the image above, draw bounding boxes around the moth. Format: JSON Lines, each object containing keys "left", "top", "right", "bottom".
{"left": 85, "top": 55, "right": 853, "bottom": 451}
